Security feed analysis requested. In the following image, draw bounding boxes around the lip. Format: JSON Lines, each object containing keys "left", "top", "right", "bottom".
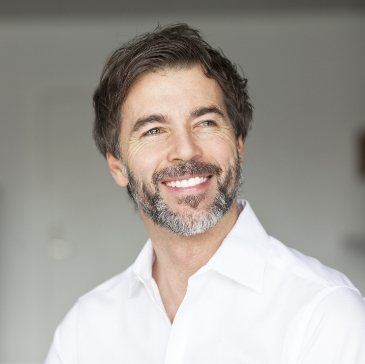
{"left": 160, "top": 175, "right": 212, "bottom": 193}
{"left": 160, "top": 174, "right": 212, "bottom": 184}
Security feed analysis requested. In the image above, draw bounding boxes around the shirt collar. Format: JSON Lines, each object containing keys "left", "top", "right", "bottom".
{"left": 197, "top": 200, "right": 269, "bottom": 293}
{"left": 128, "top": 238, "right": 155, "bottom": 297}
{"left": 128, "top": 199, "right": 269, "bottom": 297}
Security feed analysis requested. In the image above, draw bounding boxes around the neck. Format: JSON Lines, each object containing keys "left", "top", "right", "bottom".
{"left": 141, "top": 201, "right": 241, "bottom": 322}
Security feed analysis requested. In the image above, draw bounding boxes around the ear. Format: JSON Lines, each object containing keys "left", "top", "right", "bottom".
{"left": 237, "top": 136, "right": 244, "bottom": 160}
{"left": 106, "top": 152, "right": 129, "bottom": 187}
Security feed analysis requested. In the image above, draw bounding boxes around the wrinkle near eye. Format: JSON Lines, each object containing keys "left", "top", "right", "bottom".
{"left": 195, "top": 122, "right": 235, "bottom": 140}
{"left": 126, "top": 136, "right": 162, "bottom": 165}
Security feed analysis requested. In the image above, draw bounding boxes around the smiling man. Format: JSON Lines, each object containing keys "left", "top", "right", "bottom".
{"left": 45, "top": 24, "right": 365, "bottom": 364}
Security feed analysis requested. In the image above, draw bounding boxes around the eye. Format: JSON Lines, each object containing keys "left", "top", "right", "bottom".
{"left": 143, "top": 127, "right": 162, "bottom": 137}
{"left": 199, "top": 120, "right": 217, "bottom": 127}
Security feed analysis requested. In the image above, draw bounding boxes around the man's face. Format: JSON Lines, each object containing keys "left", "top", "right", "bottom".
{"left": 108, "top": 64, "right": 244, "bottom": 236}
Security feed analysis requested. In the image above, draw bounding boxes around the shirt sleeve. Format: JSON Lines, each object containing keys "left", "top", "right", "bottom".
{"left": 44, "top": 301, "right": 79, "bottom": 364}
{"left": 298, "top": 287, "right": 365, "bottom": 364}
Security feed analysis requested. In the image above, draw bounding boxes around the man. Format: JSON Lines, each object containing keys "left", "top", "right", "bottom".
{"left": 45, "top": 24, "right": 365, "bottom": 363}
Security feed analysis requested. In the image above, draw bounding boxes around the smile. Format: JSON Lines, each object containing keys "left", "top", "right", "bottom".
{"left": 163, "top": 176, "right": 209, "bottom": 188}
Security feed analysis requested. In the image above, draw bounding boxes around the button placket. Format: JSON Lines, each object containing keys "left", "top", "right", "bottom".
{"left": 164, "top": 277, "right": 200, "bottom": 364}
{"left": 140, "top": 278, "right": 171, "bottom": 326}
{"left": 151, "top": 278, "right": 172, "bottom": 325}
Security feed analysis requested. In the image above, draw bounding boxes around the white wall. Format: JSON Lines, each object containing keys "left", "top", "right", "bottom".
{"left": 0, "top": 12, "right": 364, "bottom": 363}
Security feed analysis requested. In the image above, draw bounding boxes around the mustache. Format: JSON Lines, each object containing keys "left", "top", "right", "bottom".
{"left": 152, "top": 160, "right": 222, "bottom": 185}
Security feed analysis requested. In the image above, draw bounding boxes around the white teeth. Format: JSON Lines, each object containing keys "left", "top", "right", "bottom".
{"left": 165, "top": 176, "right": 208, "bottom": 188}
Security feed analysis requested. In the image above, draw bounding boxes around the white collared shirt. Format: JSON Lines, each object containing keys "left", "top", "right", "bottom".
{"left": 45, "top": 200, "right": 365, "bottom": 364}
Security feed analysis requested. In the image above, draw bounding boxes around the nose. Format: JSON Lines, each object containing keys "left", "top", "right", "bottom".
{"left": 167, "top": 130, "right": 203, "bottom": 163}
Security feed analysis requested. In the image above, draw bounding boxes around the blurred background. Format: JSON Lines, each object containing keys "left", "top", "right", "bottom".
{"left": 0, "top": 1, "right": 364, "bottom": 363}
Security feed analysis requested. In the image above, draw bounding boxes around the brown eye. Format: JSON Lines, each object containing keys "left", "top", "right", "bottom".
{"left": 200, "top": 120, "right": 217, "bottom": 127}
{"left": 143, "top": 127, "right": 162, "bottom": 136}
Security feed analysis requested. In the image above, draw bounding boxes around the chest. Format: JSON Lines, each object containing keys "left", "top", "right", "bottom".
{"left": 77, "top": 276, "right": 295, "bottom": 364}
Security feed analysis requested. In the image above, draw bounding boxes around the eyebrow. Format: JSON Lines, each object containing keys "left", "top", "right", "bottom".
{"left": 190, "top": 105, "right": 225, "bottom": 119}
{"left": 131, "top": 114, "right": 166, "bottom": 135}
{"left": 130, "top": 105, "right": 225, "bottom": 135}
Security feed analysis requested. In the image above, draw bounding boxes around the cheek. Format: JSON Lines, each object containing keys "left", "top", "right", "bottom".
{"left": 124, "top": 139, "right": 147, "bottom": 165}
{"left": 199, "top": 129, "right": 239, "bottom": 160}
{"left": 123, "top": 138, "right": 164, "bottom": 177}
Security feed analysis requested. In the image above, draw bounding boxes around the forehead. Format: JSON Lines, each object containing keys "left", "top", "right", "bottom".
{"left": 120, "top": 64, "right": 226, "bottom": 132}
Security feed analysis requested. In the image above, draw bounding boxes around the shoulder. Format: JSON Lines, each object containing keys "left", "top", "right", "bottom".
{"left": 59, "top": 264, "right": 134, "bottom": 331}
{"left": 311, "top": 286, "right": 365, "bottom": 324}
{"left": 266, "top": 236, "right": 358, "bottom": 291}
{"left": 266, "top": 238, "right": 365, "bottom": 362}
{"left": 264, "top": 236, "right": 364, "bottom": 328}
{"left": 73, "top": 264, "right": 135, "bottom": 317}
{"left": 286, "top": 286, "right": 365, "bottom": 363}
{"left": 45, "top": 266, "right": 134, "bottom": 363}
{"left": 80, "top": 265, "right": 133, "bottom": 301}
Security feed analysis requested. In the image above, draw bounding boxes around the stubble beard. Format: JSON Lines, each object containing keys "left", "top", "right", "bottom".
{"left": 125, "top": 158, "right": 243, "bottom": 237}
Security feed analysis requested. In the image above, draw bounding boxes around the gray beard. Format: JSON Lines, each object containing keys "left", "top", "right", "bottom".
{"left": 125, "top": 158, "right": 242, "bottom": 236}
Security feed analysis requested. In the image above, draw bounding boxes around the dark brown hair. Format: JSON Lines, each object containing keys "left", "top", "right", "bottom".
{"left": 93, "top": 23, "right": 253, "bottom": 159}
